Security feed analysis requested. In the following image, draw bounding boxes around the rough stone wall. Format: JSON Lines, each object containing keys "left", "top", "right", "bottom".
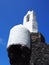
{"left": 30, "top": 33, "right": 49, "bottom": 65}
{"left": 7, "top": 33, "right": 49, "bottom": 65}
{"left": 7, "top": 44, "right": 31, "bottom": 65}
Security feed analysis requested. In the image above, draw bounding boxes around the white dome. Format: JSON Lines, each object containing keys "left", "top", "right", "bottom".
{"left": 7, "top": 24, "right": 30, "bottom": 48}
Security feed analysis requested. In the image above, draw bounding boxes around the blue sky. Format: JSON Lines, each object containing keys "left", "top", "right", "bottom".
{"left": 0, "top": 0, "right": 49, "bottom": 65}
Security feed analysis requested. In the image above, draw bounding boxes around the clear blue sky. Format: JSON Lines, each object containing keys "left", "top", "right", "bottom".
{"left": 0, "top": 0, "right": 49, "bottom": 65}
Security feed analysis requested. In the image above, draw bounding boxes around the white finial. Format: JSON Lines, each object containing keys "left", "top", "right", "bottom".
{"left": 23, "top": 10, "right": 38, "bottom": 33}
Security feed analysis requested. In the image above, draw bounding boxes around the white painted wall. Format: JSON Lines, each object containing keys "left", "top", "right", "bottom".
{"left": 7, "top": 10, "right": 38, "bottom": 48}
{"left": 7, "top": 24, "right": 30, "bottom": 48}
{"left": 23, "top": 10, "right": 38, "bottom": 33}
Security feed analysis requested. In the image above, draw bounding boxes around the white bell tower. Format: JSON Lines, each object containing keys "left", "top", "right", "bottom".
{"left": 23, "top": 10, "right": 38, "bottom": 33}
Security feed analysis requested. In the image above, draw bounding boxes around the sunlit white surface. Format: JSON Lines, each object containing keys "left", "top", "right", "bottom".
{"left": 7, "top": 24, "right": 30, "bottom": 48}
{"left": 7, "top": 10, "right": 38, "bottom": 48}
{"left": 23, "top": 10, "right": 38, "bottom": 33}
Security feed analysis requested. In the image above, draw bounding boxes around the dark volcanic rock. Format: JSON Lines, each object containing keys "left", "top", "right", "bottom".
{"left": 7, "top": 44, "right": 31, "bottom": 65}
{"left": 30, "top": 42, "right": 49, "bottom": 65}
{"left": 30, "top": 33, "right": 49, "bottom": 65}
{"left": 7, "top": 33, "right": 49, "bottom": 65}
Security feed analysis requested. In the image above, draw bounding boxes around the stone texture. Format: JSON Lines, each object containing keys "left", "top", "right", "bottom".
{"left": 7, "top": 10, "right": 49, "bottom": 65}
{"left": 30, "top": 33, "right": 49, "bottom": 65}
{"left": 7, "top": 44, "right": 31, "bottom": 65}
{"left": 7, "top": 33, "right": 49, "bottom": 65}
